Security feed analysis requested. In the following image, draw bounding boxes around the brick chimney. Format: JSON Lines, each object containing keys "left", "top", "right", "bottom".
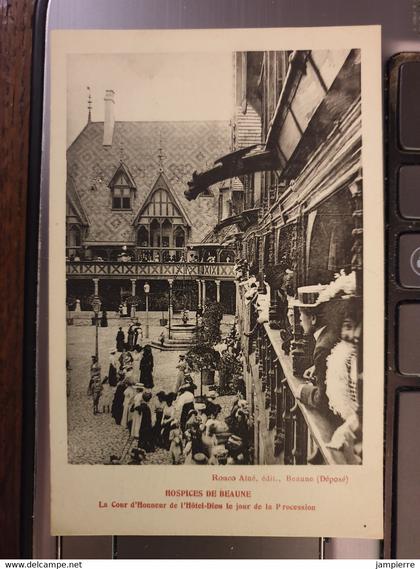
{"left": 103, "top": 90, "right": 115, "bottom": 146}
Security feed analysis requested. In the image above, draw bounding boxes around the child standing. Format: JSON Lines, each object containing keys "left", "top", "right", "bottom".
{"left": 101, "top": 376, "right": 114, "bottom": 414}
{"left": 92, "top": 374, "right": 103, "bottom": 415}
{"left": 169, "top": 421, "right": 183, "bottom": 465}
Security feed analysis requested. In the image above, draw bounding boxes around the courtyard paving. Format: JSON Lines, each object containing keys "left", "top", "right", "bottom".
{"left": 66, "top": 312, "right": 234, "bottom": 465}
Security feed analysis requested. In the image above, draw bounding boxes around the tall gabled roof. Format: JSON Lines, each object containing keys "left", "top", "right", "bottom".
{"left": 67, "top": 175, "right": 90, "bottom": 226}
{"left": 132, "top": 171, "right": 193, "bottom": 227}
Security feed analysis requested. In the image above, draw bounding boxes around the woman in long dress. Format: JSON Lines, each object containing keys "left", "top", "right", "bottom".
{"left": 153, "top": 391, "right": 166, "bottom": 448}
{"left": 116, "top": 327, "right": 125, "bottom": 352}
{"left": 174, "top": 355, "right": 187, "bottom": 393}
{"left": 121, "top": 383, "right": 136, "bottom": 430}
{"left": 140, "top": 346, "right": 154, "bottom": 389}
{"left": 160, "top": 392, "right": 177, "bottom": 449}
{"left": 111, "top": 380, "right": 127, "bottom": 425}
{"left": 130, "top": 345, "right": 142, "bottom": 384}
{"left": 130, "top": 385, "right": 145, "bottom": 439}
{"left": 108, "top": 348, "right": 118, "bottom": 386}
{"left": 137, "top": 391, "right": 154, "bottom": 452}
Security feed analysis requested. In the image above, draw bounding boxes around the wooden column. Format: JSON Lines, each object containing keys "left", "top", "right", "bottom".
{"left": 202, "top": 280, "right": 206, "bottom": 307}
{"left": 130, "top": 278, "right": 136, "bottom": 296}
{"left": 168, "top": 279, "right": 173, "bottom": 320}
{"left": 93, "top": 278, "right": 99, "bottom": 296}
{"left": 215, "top": 279, "right": 221, "bottom": 303}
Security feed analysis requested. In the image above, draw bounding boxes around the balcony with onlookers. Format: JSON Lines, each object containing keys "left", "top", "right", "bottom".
{"left": 66, "top": 246, "right": 236, "bottom": 280}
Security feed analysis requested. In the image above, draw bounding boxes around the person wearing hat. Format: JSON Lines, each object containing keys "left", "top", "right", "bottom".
{"left": 133, "top": 322, "right": 142, "bottom": 348}
{"left": 88, "top": 355, "right": 101, "bottom": 396}
{"left": 116, "top": 327, "right": 125, "bottom": 352}
{"left": 169, "top": 420, "right": 183, "bottom": 464}
{"left": 185, "top": 408, "right": 200, "bottom": 432}
{"left": 191, "top": 452, "right": 208, "bottom": 465}
{"left": 160, "top": 392, "right": 177, "bottom": 448}
{"left": 127, "top": 324, "right": 135, "bottom": 351}
{"left": 213, "top": 446, "right": 229, "bottom": 465}
{"left": 226, "top": 434, "right": 245, "bottom": 464}
{"left": 121, "top": 381, "right": 136, "bottom": 430}
{"left": 136, "top": 391, "right": 155, "bottom": 453}
{"left": 152, "top": 391, "right": 167, "bottom": 448}
{"left": 294, "top": 284, "right": 342, "bottom": 412}
{"left": 176, "top": 384, "right": 195, "bottom": 432}
{"left": 111, "top": 378, "right": 128, "bottom": 425}
{"left": 200, "top": 422, "right": 220, "bottom": 465}
{"left": 140, "top": 345, "right": 154, "bottom": 389}
{"left": 108, "top": 347, "right": 118, "bottom": 387}
{"left": 206, "top": 390, "right": 217, "bottom": 401}
{"left": 184, "top": 374, "right": 197, "bottom": 393}
{"left": 119, "top": 346, "right": 133, "bottom": 373}
{"left": 91, "top": 376, "right": 103, "bottom": 415}
{"left": 174, "top": 354, "right": 187, "bottom": 393}
{"left": 194, "top": 402, "right": 208, "bottom": 425}
{"left": 130, "top": 384, "right": 145, "bottom": 438}
{"left": 158, "top": 329, "right": 166, "bottom": 348}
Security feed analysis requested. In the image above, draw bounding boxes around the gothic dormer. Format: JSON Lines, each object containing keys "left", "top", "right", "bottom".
{"left": 133, "top": 172, "right": 191, "bottom": 252}
{"left": 108, "top": 161, "right": 137, "bottom": 210}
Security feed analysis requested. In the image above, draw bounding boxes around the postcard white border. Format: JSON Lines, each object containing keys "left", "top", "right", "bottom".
{"left": 49, "top": 26, "right": 383, "bottom": 538}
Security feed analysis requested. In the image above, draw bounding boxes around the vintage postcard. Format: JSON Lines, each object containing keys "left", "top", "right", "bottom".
{"left": 49, "top": 26, "right": 383, "bottom": 537}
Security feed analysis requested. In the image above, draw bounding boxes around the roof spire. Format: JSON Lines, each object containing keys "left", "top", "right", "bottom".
{"left": 87, "top": 86, "right": 92, "bottom": 123}
{"left": 157, "top": 131, "right": 166, "bottom": 173}
{"left": 119, "top": 141, "right": 126, "bottom": 164}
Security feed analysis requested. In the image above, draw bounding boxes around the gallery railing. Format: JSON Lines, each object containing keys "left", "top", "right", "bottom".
{"left": 66, "top": 260, "right": 236, "bottom": 280}
{"left": 254, "top": 323, "right": 358, "bottom": 466}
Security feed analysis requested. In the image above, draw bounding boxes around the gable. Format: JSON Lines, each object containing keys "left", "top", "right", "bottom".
{"left": 108, "top": 161, "right": 137, "bottom": 190}
{"left": 66, "top": 176, "right": 89, "bottom": 226}
{"left": 139, "top": 188, "right": 183, "bottom": 221}
{"left": 133, "top": 172, "right": 192, "bottom": 227}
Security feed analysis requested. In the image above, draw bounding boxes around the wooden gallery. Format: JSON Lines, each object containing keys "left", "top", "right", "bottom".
{"left": 186, "top": 49, "right": 363, "bottom": 466}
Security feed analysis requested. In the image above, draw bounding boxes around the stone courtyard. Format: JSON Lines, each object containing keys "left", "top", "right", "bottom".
{"left": 66, "top": 312, "right": 234, "bottom": 465}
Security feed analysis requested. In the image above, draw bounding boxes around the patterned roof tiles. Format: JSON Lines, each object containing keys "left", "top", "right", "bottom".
{"left": 67, "top": 120, "right": 231, "bottom": 244}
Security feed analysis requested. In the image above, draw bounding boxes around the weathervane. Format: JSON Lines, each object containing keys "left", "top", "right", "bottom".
{"left": 119, "top": 141, "right": 127, "bottom": 164}
{"left": 157, "top": 132, "right": 166, "bottom": 172}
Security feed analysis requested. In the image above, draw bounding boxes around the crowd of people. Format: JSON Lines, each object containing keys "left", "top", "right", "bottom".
{"left": 239, "top": 265, "right": 362, "bottom": 459}
{"left": 84, "top": 326, "right": 253, "bottom": 465}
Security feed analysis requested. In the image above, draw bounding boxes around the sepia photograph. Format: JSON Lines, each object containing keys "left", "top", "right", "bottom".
{"left": 65, "top": 47, "right": 363, "bottom": 468}
{"left": 49, "top": 26, "right": 383, "bottom": 538}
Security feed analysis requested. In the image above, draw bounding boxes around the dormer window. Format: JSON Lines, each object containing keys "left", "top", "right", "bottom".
{"left": 112, "top": 186, "right": 131, "bottom": 210}
{"left": 108, "top": 162, "right": 137, "bottom": 211}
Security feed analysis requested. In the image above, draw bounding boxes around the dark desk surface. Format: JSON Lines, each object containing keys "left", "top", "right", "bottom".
{"left": 0, "top": 0, "right": 34, "bottom": 559}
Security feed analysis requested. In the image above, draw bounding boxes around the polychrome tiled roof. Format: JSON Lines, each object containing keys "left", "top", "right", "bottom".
{"left": 67, "top": 120, "right": 231, "bottom": 244}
